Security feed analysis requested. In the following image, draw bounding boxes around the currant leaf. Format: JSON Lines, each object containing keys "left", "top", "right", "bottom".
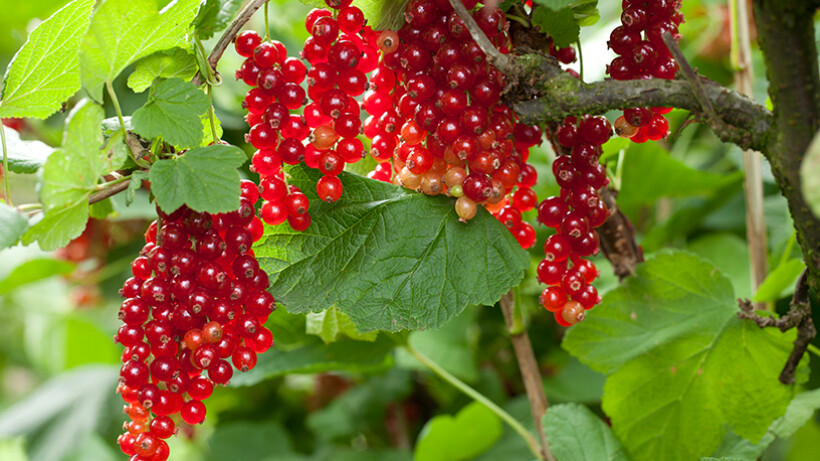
{"left": 0, "top": 203, "right": 29, "bottom": 249}
{"left": 255, "top": 165, "right": 529, "bottom": 333}
{"left": 415, "top": 402, "right": 502, "bottom": 461}
{"left": 127, "top": 48, "right": 198, "bottom": 93}
{"left": 563, "top": 251, "right": 806, "bottom": 461}
{"left": 131, "top": 78, "right": 210, "bottom": 149}
{"left": 148, "top": 144, "right": 246, "bottom": 214}
{"left": 542, "top": 404, "right": 629, "bottom": 461}
{"left": 0, "top": 0, "right": 95, "bottom": 119}
{"left": 194, "top": 0, "right": 244, "bottom": 40}
{"left": 1, "top": 127, "right": 54, "bottom": 174}
{"left": 306, "top": 308, "right": 379, "bottom": 343}
{"left": 531, "top": 7, "right": 579, "bottom": 48}
{"left": 352, "top": 0, "right": 409, "bottom": 31}
{"left": 79, "top": 0, "right": 201, "bottom": 101}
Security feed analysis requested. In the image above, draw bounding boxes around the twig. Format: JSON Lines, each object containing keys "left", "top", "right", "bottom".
{"left": 660, "top": 31, "right": 721, "bottom": 128}
{"left": 192, "top": 0, "right": 269, "bottom": 86}
{"left": 499, "top": 290, "right": 556, "bottom": 461}
{"left": 1, "top": 123, "right": 11, "bottom": 206}
{"left": 404, "top": 343, "right": 545, "bottom": 460}
{"left": 89, "top": 180, "right": 131, "bottom": 205}
{"left": 737, "top": 270, "right": 816, "bottom": 384}
{"left": 446, "top": 0, "right": 511, "bottom": 70}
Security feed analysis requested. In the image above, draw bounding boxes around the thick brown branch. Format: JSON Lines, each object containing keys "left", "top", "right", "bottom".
{"left": 509, "top": 63, "right": 771, "bottom": 151}
{"left": 753, "top": 0, "right": 820, "bottom": 297}
{"left": 499, "top": 290, "right": 555, "bottom": 461}
{"left": 192, "top": 0, "right": 268, "bottom": 86}
{"left": 89, "top": 180, "right": 130, "bottom": 205}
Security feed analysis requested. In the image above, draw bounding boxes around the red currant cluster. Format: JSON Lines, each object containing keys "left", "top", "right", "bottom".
{"left": 535, "top": 116, "right": 611, "bottom": 326}
{"left": 361, "top": 0, "right": 542, "bottom": 248}
{"left": 607, "top": 0, "right": 683, "bottom": 142}
{"left": 235, "top": 30, "right": 315, "bottom": 231}
{"left": 301, "top": 4, "right": 381, "bottom": 203}
{"left": 115, "top": 187, "right": 273, "bottom": 460}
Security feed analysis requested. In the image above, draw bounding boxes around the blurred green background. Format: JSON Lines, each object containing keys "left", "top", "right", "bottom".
{"left": 0, "top": 0, "right": 818, "bottom": 460}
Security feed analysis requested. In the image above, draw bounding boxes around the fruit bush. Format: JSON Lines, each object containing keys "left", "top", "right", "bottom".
{"left": 0, "top": 0, "right": 819, "bottom": 460}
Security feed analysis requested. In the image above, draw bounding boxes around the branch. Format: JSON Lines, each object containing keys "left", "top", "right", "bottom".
{"left": 192, "top": 0, "right": 268, "bottom": 86}
{"left": 661, "top": 31, "right": 721, "bottom": 129}
{"left": 89, "top": 180, "right": 130, "bottom": 205}
{"left": 499, "top": 290, "right": 555, "bottom": 461}
{"left": 509, "top": 64, "right": 772, "bottom": 151}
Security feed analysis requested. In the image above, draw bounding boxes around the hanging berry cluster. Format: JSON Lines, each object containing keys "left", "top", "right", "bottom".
{"left": 535, "top": 116, "right": 611, "bottom": 326}
{"left": 607, "top": 0, "right": 683, "bottom": 142}
{"left": 301, "top": 4, "right": 380, "bottom": 202}
{"left": 115, "top": 187, "right": 274, "bottom": 461}
{"left": 355, "top": 0, "right": 543, "bottom": 248}
{"left": 236, "top": 30, "right": 316, "bottom": 231}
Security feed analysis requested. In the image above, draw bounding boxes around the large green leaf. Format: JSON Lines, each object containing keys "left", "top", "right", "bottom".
{"left": 22, "top": 100, "right": 106, "bottom": 250}
{"left": 0, "top": 203, "right": 29, "bottom": 249}
{"left": 687, "top": 233, "right": 751, "bottom": 300}
{"left": 255, "top": 165, "right": 529, "bottom": 333}
{"left": 0, "top": 366, "right": 119, "bottom": 461}
{"left": 131, "top": 78, "right": 210, "bottom": 148}
{"left": 2, "top": 127, "right": 55, "bottom": 174}
{"left": 230, "top": 335, "right": 395, "bottom": 387}
{"left": 0, "top": 0, "right": 95, "bottom": 118}
{"left": 542, "top": 404, "right": 629, "bottom": 461}
{"left": 415, "top": 401, "right": 503, "bottom": 461}
{"left": 0, "top": 258, "right": 74, "bottom": 294}
{"left": 148, "top": 144, "right": 246, "bottom": 214}
{"left": 79, "top": 0, "right": 201, "bottom": 101}
{"left": 563, "top": 251, "right": 804, "bottom": 461}
{"left": 531, "top": 6, "right": 580, "bottom": 48}
{"left": 127, "top": 48, "right": 198, "bottom": 93}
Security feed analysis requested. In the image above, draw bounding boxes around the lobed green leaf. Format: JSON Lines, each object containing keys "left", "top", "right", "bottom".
{"left": 0, "top": 0, "right": 95, "bottom": 118}
{"left": 131, "top": 78, "right": 210, "bottom": 148}
{"left": 255, "top": 165, "right": 529, "bottom": 333}
{"left": 531, "top": 7, "right": 580, "bottom": 48}
{"left": 542, "top": 403, "right": 629, "bottom": 461}
{"left": 127, "top": 49, "right": 198, "bottom": 93}
{"left": 1, "top": 127, "right": 54, "bottom": 174}
{"left": 148, "top": 144, "right": 246, "bottom": 214}
{"left": 79, "top": 0, "right": 201, "bottom": 101}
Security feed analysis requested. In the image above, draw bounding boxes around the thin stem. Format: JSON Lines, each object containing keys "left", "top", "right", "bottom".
{"left": 575, "top": 39, "right": 584, "bottom": 82}
{"left": 660, "top": 32, "right": 721, "bottom": 128}
{"left": 16, "top": 203, "right": 42, "bottom": 212}
{"left": 505, "top": 13, "right": 529, "bottom": 27}
{"left": 88, "top": 179, "right": 130, "bottom": 205}
{"left": 105, "top": 81, "right": 143, "bottom": 168}
{"left": 808, "top": 343, "right": 820, "bottom": 359}
{"left": 447, "top": 0, "right": 510, "bottom": 69}
{"left": 94, "top": 175, "right": 130, "bottom": 191}
{"left": 263, "top": 1, "right": 270, "bottom": 41}
{"left": 404, "top": 343, "right": 545, "bottom": 461}
{"left": 0, "top": 123, "right": 11, "bottom": 206}
{"left": 207, "top": 86, "right": 219, "bottom": 143}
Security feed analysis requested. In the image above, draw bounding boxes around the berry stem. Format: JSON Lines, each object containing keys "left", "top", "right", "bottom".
{"left": 499, "top": 289, "right": 556, "bottom": 461}
{"left": 0, "top": 123, "right": 11, "bottom": 206}
{"left": 404, "top": 343, "right": 546, "bottom": 461}
{"left": 504, "top": 13, "right": 529, "bottom": 28}
{"left": 575, "top": 39, "right": 584, "bottom": 82}
{"left": 659, "top": 31, "right": 720, "bottom": 129}
{"left": 808, "top": 343, "right": 820, "bottom": 359}
{"left": 263, "top": 1, "right": 270, "bottom": 42}
{"left": 106, "top": 81, "right": 147, "bottom": 168}
{"left": 446, "top": 0, "right": 510, "bottom": 69}
{"left": 206, "top": 86, "right": 219, "bottom": 144}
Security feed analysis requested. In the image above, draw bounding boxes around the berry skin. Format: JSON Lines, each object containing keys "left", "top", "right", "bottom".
{"left": 317, "top": 175, "right": 343, "bottom": 202}
{"left": 181, "top": 400, "right": 207, "bottom": 425}
{"left": 235, "top": 31, "right": 262, "bottom": 57}
{"left": 539, "top": 286, "right": 567, "bottom": 312}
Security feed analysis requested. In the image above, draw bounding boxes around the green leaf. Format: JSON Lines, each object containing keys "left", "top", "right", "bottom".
{"left": 754, "top": 259, "right": 805, "bottom": 302}
{"left": 205, "top": 421, "right": 295, "bottom": 461}
{"left": 0, "top": 0, "right": 95, "bottom": 118}
{"left": 131, "top": 78, "right": 210, "bottom": 148}
{"left": 0, "top": 366, "right": 119, "bottom": 461}
{"left": 125, "top": 171, "right": 150, "bottom": 206}
{"left": 531, "top": 7, "right": 580, "bottom": 48}
{"left": 415, "top": 401, "right": 503, "bottom": 461}
{"left": 2, "top": 127, "right": 54, "bottom": 174}
{"left": 0, "top": 258, "right": 74, "bottom": 294}
{"left": 542, "top": 355, "right": 605, "bottom": 404}
{"left": 307, "top": 369, "right": 414, "bottom": 441}
{"left": 770, "top": 388, "right": 820, "bottom": 439}
{"left": 256, "top": 165, "right": 529, "bottom": 333}
{"left": 802, "top": 129, "right": 820, "bottom": 218}
{"left": 148, "top": 144, "right": 246, "bottom": 214}
{"left": 0, "top": 203, "right": 29, "bottom": 249}
{"left": 563, "top": 251, "right": 804, "bottom": 461}
{"left": 230, "top": 335, "right": 395, "bottom": 387}
{"left": 687, "top": 233, "right": 751, "bottom": 299}
{"left": 194, "top": 0, "right": 243, "bottom": 40}
{"left": 306, "top": 307, "right": 379, "bottom": 343}
{"left": 23, "top": 100, "right": 106, "bottom": 250}
{"left": 0, "top": 438, "right": 27, "bottom": 461}
{"left": 89, "top": 198, "right": 113, "bottom": 219}
{"left": 79, "top": 0, "right": 201, "bottom": 101}
{"left": 542, "top": 403, "right": 629, "bottom": 461}
{"left": 353, "top": 0, "right": 409, "bottom": 30}
{"left": 127, "top": 48, "right": 198, "bottom": 93}
{"left": 618, "top": 143, "right": 743, "bottom": 219}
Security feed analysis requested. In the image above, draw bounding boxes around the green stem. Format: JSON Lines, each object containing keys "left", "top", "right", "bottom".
{"left": 0, "top": 123, "right": 10, "bottom": 206}
{"left": 404, "top": 344, "right": 544, "bottom": 461}
{"left": 95, "top": 175, "right": 130, "bottom": 191}
{"left": 207, "top": 86, "right": 219, "bottom": 143}
{"left": 505, "top": 13, "right": 528, "bottom": 27}
{"left": 263, "top": 1, "right": 270, "bottom": 41}
{"left": 16, "top": 203, "right": 42, "bottom": 212}
{"left": 807, "top": 343, "right": 820, "bottom": 359}
{"left": 106, "top": 81, "right": 144, "bottom": 167}
{"left": 576, "top": 39, "right": 584, "bottom": 82}
{"left": 777, "top": 231, "right": 797, "bottom": 269}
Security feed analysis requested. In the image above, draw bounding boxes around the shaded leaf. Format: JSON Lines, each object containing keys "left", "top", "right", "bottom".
{"left": 415, "top": 401, "right": 502, "bottom": 461}
{"left": 353, "top": 0, "right": 409, "bottom": 30}
{"left": 306, "top": 307, "right": 379, "bottom": 343}
{"left": 131, "top": 78, "right": 210, "bottom": 148}
{"left": 205, "top": 421, "right": 295, "bottom": 461}
{"left": 543, "top": 403, "right": 629, "bottom": 461}
{"left": 0, "top": 203, "right": 29, "bottom": 249}
{"left": 754, "top": 259, "right": 805, "bottom": 302}
{"left": 0, "top": 258, "right": 74, "bottom": 294}
{"left": 127, "top": 48, "right": 197, "bottom": 93}
{"left": 148, "top": 144, "right": 246, "bottom": 214}
{"left": 194, "top": 0, "right": 243, "bottom": 40}
{"left": 256, "top": 165, "right": 528, "bottom": 333}
{"left": 0, "top": 0, "right": 95, "bottom": 118}
{"left": 531, "top": 7, "right": 579, "bottom": 48}
{"left": 1, "top": 127, "right": 54, "bottom": 174}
